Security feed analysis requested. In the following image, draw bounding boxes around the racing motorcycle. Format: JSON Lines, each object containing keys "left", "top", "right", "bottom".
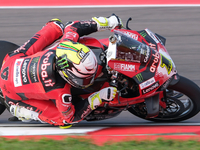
{"left": 0, "top": 18, "right": 200, "bottom": 123}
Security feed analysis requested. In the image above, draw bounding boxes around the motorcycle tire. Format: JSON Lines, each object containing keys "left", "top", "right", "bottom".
{"left": 0, "top": 104, "right": 6, "bottom": 115}
{"left": 0, "top": 41, "right": 19, "bottom": 115}
{"left": 128, "top": 75, "right": 200, "bottom": 122}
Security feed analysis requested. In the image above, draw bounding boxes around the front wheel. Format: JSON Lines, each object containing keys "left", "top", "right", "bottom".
{"left": 128, "top": 75, "right": 200, "bottom": 122}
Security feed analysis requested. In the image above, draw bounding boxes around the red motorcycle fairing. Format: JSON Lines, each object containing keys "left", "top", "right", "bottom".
{"left": 79, "top": 29, "right": 176, "bottom": 113}
{"left": 79, "top": 37, "right": 105, "bottom": 50}
{"left": 113, "top": 29, "right": 176, "bottom": 83}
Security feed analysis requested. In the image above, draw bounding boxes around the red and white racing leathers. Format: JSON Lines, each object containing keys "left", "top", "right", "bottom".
{"left": 0, "top": 19, "right": 99, "bottom": 126}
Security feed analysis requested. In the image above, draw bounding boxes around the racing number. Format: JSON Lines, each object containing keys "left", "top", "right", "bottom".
{"left": 160, "top": 54, "right": 173, "bottom": 75}
{"left": 1, "top": 67, "right": 9, "bottom": 80}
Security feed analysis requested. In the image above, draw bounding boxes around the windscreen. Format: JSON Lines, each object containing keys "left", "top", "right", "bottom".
{"left": 114, "top": 30, "right": 150, "bottom": 63}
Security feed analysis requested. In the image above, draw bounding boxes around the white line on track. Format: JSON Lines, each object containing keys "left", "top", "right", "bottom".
{"left": 2, "top": 122, "right": 200, "bottom": 127}
{"left": 1, "top": 122, "right": 200, "bottom": 136}
{"left": 0, "top": 126, "right": 107, "bottom": 136}
{"left": 0, "top": 5, "right": 200, "bottom": 9}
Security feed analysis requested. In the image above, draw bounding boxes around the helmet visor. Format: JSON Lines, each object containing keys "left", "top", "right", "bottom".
{"left": 71, "top": 74, "right": 95, "bottom": 88}
{"left": 63, "top": 69, "right": 96, "bottom": 89}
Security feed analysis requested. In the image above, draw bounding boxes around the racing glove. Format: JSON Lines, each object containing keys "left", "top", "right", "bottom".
{"left": 88, "top": 87, "right": 117, "bottom": 110}
{"left": 92, "top": 14, "right": 123, "bottom": 31}
{"left": 46, "top": 18, "right": 65, "bottom": 32}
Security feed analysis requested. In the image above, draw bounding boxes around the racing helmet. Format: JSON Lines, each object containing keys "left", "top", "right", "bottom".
{"left": 55, "top": 41, "right": 98, "bottom": 89}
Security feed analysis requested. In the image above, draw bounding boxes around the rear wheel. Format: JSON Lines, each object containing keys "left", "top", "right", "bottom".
{"left": 128, "top": 76, "right": 200, "bottom": 122}
{"left": 0, "top": 40, "right": 19, "bottom": 67}
{"left": 0, "top": 41, "right": 19, "bottom": 115}
{"left": 0, "top": 103, "right": 6, "bottom": 115}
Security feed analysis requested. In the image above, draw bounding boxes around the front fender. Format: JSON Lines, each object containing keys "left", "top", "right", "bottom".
{"left": 169, "top": 74, "right": 180, "bottom": 86}
{"left": 145, "top": 94, "right": 160, "bottom": 118}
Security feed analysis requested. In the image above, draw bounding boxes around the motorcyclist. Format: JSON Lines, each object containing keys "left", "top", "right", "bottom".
{"left": 0, "top": 14, "right": 122, "bottom": 126}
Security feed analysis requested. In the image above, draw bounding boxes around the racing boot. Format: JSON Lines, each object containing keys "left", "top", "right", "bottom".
{"left": 8, "top": 116, "right": 19, "bottom": 121}
{"left": 92, "top": 14, "right": 123, "bottom": 31}
{"left": 9, "top": 105, "right": 44, "bottom": 123}
{"left": 59, "top": 123, "right": 73, "bottom": 129}
{"left": 88, "top": 87, "right": 117, "bottom": 110}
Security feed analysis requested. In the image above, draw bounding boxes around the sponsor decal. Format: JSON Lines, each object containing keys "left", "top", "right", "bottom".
{"left": 94, "top": 109, "right": 106, "bottom": 114}
{"left": 140, "top": 31, "right": 147, "bottom": 38}
{"left": 160, "top": 54, "right": 173, "bottom": 75}
{"left": 150, "top": 51, "right": 159, "bottom": 73}
{"left": 8, "top": 101, "right": 34, "bottom": 111}
{"left": 124, "top": 31, "right": 138, "bottom": 40}
{"left": 21, "top": 58, "right": 31, "bottom": 85}
{"left": 13, "top": 58, "right": 24, "bottom": 87}
{"left": 144, "top": 46, "right": 150, "bottom": 63}
{"left": 14, "top": 37, "right": 38, "bottom": 54}
{"left": 14, "top": 40, "right": 30, "bottom": 53}
{"left": 161, "top": 77, "right": 173, "bottom": 90}
{"left": 145, "top": 29, "right": 159, "bottom": 43}
{"left": 149, "top": 43, "right": 156, "bottom": 50}
{"left": 78, "top": 49, "right": 87, "bottom": 59}
{"left": 29, "top": 57, "right": 40, "bottom": 83}
{"left": 139, "top": 77, "right": 156, "bottom": 90}
{"left": 142, "top": 82, "right": 159, "bottom": 94}
{"left": 81, "top": 105, "right": 92, "bottom": 119}
{"left": 2, "top": 84, "right": 10, "bottom": 94}
{"left": 78, "top": 49, "right": 89, "bottom": 62}
{"left": 39, "top": 51, "right": 56, "bottom": 92}
{"left": 135, "top": 73, "right": 143, "bottom": 82}
{"left": 114, "top": 63, "right": 135, "bottom": 72}
{"left": 65, "top": 31, "right": 78, "bottom": 39}
{"left": 1, "top": 67, "right": 9, "bottom": 80}
{"left": 40, "top": 52, "right": 55, "bottom": 86}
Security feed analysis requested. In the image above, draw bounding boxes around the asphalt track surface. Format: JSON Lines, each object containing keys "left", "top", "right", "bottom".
{"left": 0, "top": 7, "right": 200, "bottom": 129}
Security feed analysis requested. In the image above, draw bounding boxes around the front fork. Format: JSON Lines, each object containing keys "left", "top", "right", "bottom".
{"left": 158, "top": 73, "right": 181, "bottom": 114}
{"left": 145, "top": 74, "right": 180, "bottom": 118}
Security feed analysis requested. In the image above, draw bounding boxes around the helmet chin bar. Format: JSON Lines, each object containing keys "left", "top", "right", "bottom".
{"left": 58, "top": 70, "right": 68, "bottom": 82}
{"left": 58, "top": 70, "right": 79, "bottom": 88}
{"left": 57, "top": 69, "right": 92, "bottom": 89}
